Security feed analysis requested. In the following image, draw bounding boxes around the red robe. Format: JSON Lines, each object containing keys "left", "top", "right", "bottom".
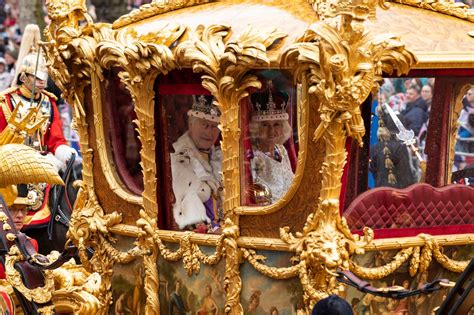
{"left": 0, "top": 86, "right": 67, "bottom": 154}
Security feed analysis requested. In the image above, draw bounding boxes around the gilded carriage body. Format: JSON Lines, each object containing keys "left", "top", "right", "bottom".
{"left": 4, "top": 0, "right": 472, "bottom": 313}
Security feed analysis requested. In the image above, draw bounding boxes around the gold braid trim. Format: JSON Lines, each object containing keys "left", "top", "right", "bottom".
{"left": 409, "top": 246, "right": 420, "bottom": 277}
{"left": 350, "top": 247, "right": 414, "bottom": 279}
{"left": 299, "top": 261, "right": 329, "bottom": 303}
{"left": 420, "top": 235, "right": 469, "bottom": 273}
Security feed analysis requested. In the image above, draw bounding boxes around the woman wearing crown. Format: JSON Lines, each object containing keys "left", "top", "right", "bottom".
{"left": 248, "top": 85, "right": 295, "bottom": 204}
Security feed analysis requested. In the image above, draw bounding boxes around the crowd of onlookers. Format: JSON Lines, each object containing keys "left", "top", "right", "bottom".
{"left": 369, "top": 78, "right": 433, "bottom": 189}
{"left": 374, "top": 77, "right": 474, "bottom": 188}
{"left": 455, "top": 86, "right": 474, "bottom": 172}
{"left": 0, "top": 0, "right": 20, "bottom": 91}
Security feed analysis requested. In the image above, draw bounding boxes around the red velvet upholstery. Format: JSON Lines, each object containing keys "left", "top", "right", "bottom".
{"left": 344, "top": 183, "right": 474, "bottom": 231}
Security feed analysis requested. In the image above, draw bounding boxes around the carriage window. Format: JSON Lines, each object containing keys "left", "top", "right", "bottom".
{"left": 368, "top": 77, "right": 434, "bottom": 189}
{"left": 240, "top": 70, "right": 299, "bottom": 206}
{"left": 158, "top": 70, "right": 223, "bottom": 233}
{"left": 345, "top": 77, "right": 474, "bottom": 236}
{"left": 104, "top": 68, "right": 143, "bottom": 193}
{"left": 451, "top": 86, "right": 474, "bottom": 185}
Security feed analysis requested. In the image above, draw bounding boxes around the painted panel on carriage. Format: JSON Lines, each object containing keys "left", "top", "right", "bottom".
{"left": 156, "top": 245, "right": 304, "bottom": 315}
{"left": 109, "top": 235, "right": 146, "bottom": 315}
{"left": 346, "top": 244, "right": 473, "bottom": 315}
{"left": 157, "top": 243, "right": 226, "bottom": 314}
{"left": 239, "top": 249, "right": 304, "bottom": 314}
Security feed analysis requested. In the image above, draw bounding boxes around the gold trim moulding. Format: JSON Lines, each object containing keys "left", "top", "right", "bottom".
{"left": 110, "top": 224, "right": 290, "bottom": 251}
{"left": 414, "top": 52, "right": 474, "bottom": 69}
{"left": 364, "top": 233, "right": 474, "bottom": 251}
{"left": 110, "top": 225, "right": 474, "bottom": 252}
{"left": 90, "top": 74, "right": 143, "bottom": 206}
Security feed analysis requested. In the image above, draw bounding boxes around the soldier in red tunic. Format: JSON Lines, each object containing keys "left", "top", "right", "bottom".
{"left": 0, "top": 24, "right": 76, "bottom": 169}
{"left": 0, "top": 24, "right": 77, "bottom": 228}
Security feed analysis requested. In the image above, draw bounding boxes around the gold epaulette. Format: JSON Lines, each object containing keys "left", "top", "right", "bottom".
{"left": 41, "top": 90, "right": 58, "bottom": 101}
{"left": 0, "top": 86, "right": 18, "bottom": 100}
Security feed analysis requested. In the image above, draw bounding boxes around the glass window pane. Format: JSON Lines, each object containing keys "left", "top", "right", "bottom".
{"left": 452, "top": 86, "right": 474, "bottom": 185}
{"left": 368, "top": 78, "right": 433, "bottom": 189}
{"left": 104, "top": 68, "right": 144, "bottom": 193}
{"left": 240, "top": 70, "right": 299, "bottom": 206}
{"left": 159, "top": 71, "right": 223, "bottom": 233}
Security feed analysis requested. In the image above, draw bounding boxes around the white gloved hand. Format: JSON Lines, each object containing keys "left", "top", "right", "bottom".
{"left": 55, "top": 144, "right": 78, "bottom": 166}
{"left": 46, "top": 153, "right": 64, "bottom": 172}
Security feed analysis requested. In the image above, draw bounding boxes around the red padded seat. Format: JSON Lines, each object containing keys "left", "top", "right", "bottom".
{"left": 344, "top": 183, "right": 474, "bottom": 232}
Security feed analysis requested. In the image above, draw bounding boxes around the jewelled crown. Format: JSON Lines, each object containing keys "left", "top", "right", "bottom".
{"left": 251, "top": 81, "right": 289, "bottom": 122}
{"left": 187, "top": 95, "right": 221, "bottom": 123}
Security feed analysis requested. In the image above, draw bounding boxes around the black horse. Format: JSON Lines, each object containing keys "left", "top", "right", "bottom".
{"left": 24, "top": 155, "right": 81, "bottom": 255}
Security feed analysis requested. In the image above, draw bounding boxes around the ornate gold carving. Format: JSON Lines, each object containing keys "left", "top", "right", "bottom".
{"left": 113, "top": 0, "right": 213, "bottom": 29}
{"left": 419, "top": 234, "right": 469, "bottom": 273}
{"left": 43, "top": 0, "right": 473, "bottom": 313}
{"left": 136, "top": 209, "right": 161, "bottom": 315}
{"left": 51, "top": 257, "right": 103, "bottom": 313}
{"left": 221, "top": 219, "right": 242, "bottom": 314}
{"left": 350, "top": 247, "right": 414, "bottom": 279}
{"left": 43, "top": 0, "right": 97, "bottom": 199}
{"left": 242, "top": 248, "right": 300, "bottom": 278}
{"left": 249, "top": 3, "right": 415, "bottom": 309}
{"left": 174, "top": 25, "right": 285, "bottom": 312}
{"left": 350, "top": 235, "right": 469, "bottom": 280}
{"left": 364, "top": 233, "right": 474, "bottom": 251}
{"left": 391, "top": 0, "right": 474, "bottom": 22}
{"left": 0, "top": 144, "right": 64, "bottom": 187}
{"left": 175, "top": 24, "right": 286, "bottom": 218}
{"left": 96, "top": 24, "right": 184, "bottom": 313}
{"left": 96, "top": 25, "right": 183, "bottom": 209}
{"left": 67, "top": 181, "right": 142, "bottom": 312}
{"left": 4, "top": 246, "right": 55, "bottom": 304}
{"left": 308, "top": 0, "right": 389, "bottom": 20}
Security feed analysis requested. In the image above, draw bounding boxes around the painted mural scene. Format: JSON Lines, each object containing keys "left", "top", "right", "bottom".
{"left": 0, "top": 0, "right": 472, "bottom": 314}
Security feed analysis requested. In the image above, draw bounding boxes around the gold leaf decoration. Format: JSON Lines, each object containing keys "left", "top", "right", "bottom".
{"left": 175, "top": 25, "right": 286, "bottom": 313}
{"left": 0, "top": 144, "right": 63, "bottom": 187}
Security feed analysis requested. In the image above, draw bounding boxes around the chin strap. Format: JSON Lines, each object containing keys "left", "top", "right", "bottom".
{"left": 336, "top": 270, "right": 454, "bottom": 300}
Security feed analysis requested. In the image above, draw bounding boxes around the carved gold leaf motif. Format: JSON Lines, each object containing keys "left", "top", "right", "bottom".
{"left": 37, "top": 0, "right": 474, "bottom": 314}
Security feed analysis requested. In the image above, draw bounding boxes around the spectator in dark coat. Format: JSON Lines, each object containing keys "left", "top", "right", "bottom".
{"left": 401, "top": 85, "right": 428, "bottom": 136}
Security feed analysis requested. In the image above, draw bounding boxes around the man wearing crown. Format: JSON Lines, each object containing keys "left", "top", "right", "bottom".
{"left": 170, "top": 95, "right": 223, "bottom": 233}
{"left": 0, "top": 24, "right": 77, "bottom": 229}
